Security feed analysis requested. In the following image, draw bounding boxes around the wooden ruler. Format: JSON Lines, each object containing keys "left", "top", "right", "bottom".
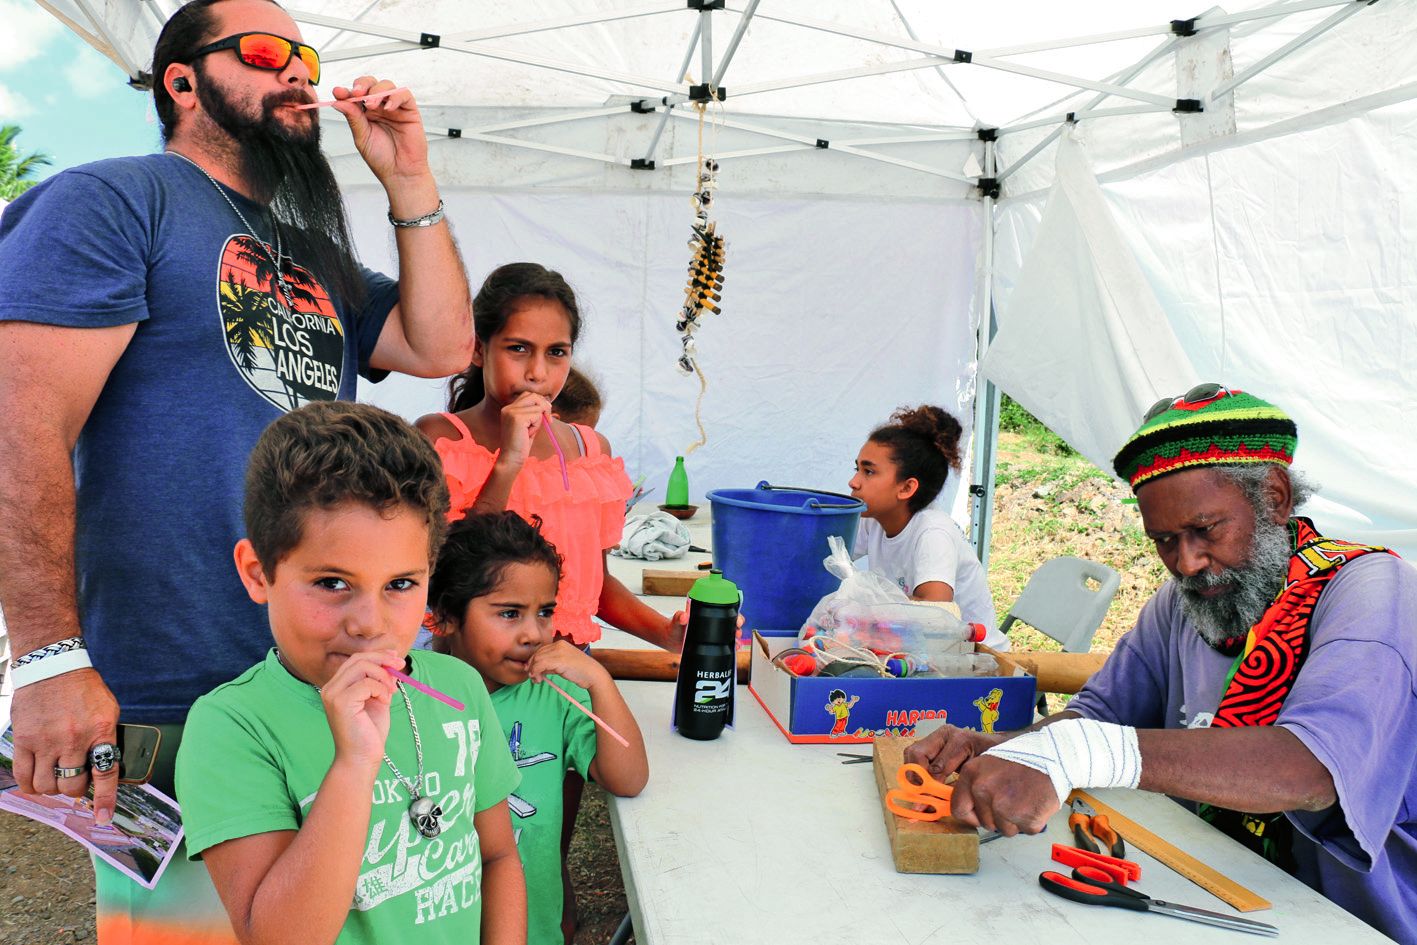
{"left": 1072, "top": 790, "right": 1272, "bottom": 913}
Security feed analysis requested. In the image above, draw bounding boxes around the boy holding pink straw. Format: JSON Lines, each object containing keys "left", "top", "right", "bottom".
{"left": 428, "top": 510, "right": 649, "bottom": 945}
{"left": 174, "top": 402, "right": 525, "bottom": 945}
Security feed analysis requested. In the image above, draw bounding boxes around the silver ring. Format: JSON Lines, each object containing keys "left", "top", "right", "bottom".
{"left": 54, "top": 763, "right": 87, "bottom": 779}
{"left": 88, "top": 742, "right": 121, "bottom": 774}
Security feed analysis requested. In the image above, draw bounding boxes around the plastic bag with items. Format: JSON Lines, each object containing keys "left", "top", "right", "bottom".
{"left": 799, "top": 536, "right": 985, "bottom": 675}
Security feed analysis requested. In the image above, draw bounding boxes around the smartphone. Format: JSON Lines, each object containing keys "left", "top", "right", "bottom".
{"left": 116, "top": 723, "right": 162, "bottom": 784}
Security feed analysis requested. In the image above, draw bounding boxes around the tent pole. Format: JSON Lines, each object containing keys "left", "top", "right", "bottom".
{"left": 712, "top": 0, "right": 761, "bottom": 87}
{"left": 1207, "top": 1, "right": 1367, "bottom": 104}
{"left": 699, "top": 9, "right": 714, "bottom": 88}
{"left": 639, "top": 20, "right": 702, "bottom": 165}
{"left": 969, "top": 138, "right": 1001, "bottom": 569}
{"left": 663, "top": 109, "right": 977, "bottom": 182}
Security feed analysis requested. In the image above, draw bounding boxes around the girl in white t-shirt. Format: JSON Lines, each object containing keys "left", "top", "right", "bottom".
{"left": 847, "top": 405, "right": 1008, "bottom": 649}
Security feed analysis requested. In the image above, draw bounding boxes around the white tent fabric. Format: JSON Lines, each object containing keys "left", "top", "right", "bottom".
{"left": 994, "top": 99, "right": 1417, "bottom": 554}
{"left": 42, "top": 0, "right": 1417, "bottom": 553}
{"left": 347, "top": 188, "right": 982, "bottom": 507}
{"left": 980, "top": 132, "right": 1197, "bottom": 475}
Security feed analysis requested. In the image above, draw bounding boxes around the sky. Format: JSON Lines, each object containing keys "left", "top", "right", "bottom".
{"left": 0, "top": 0, "right": 160, "bottom": 181}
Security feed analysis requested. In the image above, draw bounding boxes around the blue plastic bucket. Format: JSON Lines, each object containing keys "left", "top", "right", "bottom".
{"left": 707, "top": 481, "right": 865, "bottom": 634}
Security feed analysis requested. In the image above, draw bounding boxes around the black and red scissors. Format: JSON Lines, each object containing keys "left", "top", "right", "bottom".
{"left": 1039, "top": 867, "right": 1278, "bottom": 937}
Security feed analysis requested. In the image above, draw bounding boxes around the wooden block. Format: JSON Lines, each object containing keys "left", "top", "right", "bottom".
{"left": 873, "top": 735, "right": 979, "bottom": 874}
{"left": 591, "top": 647, "right": 751, "bottom": 684}
{"left": 641, "top": 569, "right": 700, "bottom": 596}
{"left": 994, "top": 650, "right": 1108, "bottom": 694}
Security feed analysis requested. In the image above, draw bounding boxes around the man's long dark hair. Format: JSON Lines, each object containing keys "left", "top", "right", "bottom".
{"left": 151, "top": 0, "right": 366, "bottom": 311}
{"left": 152, "top": 0, "right": 235, "bottom": 143}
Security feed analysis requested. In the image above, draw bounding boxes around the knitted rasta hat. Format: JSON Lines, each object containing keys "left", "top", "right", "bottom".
{"left": 1112, "top": 387, "right": 1297, "bottom": 490}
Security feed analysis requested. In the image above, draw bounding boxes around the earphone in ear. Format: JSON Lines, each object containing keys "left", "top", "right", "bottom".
{"left": 172, "top": 76, "right": 191, "bottom": 93}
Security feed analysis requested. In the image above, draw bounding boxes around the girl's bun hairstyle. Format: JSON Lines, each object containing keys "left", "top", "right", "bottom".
{"left": 868, "top": 404, "right": 965, "bottom": 512}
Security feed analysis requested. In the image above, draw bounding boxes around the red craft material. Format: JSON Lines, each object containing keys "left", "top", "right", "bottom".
{"left": 781, "top": 654, "right": 817, "bottom": 677}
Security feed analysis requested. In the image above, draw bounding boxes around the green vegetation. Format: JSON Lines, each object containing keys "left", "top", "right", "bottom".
{"left": 0, "top": 125, "right": 53, "bottom": 201}
{"left": 998, "top": 393, "right": 1077, "bottom": 457}
{"left": 987, "top": 431, "right": 1167, "bottom": 658}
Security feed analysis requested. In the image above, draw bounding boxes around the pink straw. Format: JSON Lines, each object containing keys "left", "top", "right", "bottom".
{"left": 542, "top": 414, "right": 571, "bottom": 491}
{"left": 542, "top": 677, "right": 630, "bottom": 748}
{"left": 294, "top": 87, "right": 407, "bottom": 110}
{"left": 386, "top": 665, "right": 465, "bottom": 712}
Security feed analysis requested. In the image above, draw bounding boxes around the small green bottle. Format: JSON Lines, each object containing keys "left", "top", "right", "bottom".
{"left": 666, "top": 456, "right": 689, "bottom": 507}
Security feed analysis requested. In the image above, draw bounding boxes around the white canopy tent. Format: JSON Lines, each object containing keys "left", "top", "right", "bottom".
{"left": 41, "top": 0, "right": 1417, "bottom": 557}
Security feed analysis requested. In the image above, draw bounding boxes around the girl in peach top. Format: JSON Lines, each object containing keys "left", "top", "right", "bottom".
{"left": 416, "top": 262, "right": 681, "bottom": 650}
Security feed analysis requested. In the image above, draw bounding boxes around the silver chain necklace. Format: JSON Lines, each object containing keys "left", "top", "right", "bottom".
{"left": 275, "top": 649, "right": 444, "bottom": 840}
{"left": 167, "top": 150, "right": 294, "bottom": 308}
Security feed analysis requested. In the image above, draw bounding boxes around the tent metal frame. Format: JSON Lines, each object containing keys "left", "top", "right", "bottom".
{"left": 44, "top": 0, "right": 1404, "bottom": 564}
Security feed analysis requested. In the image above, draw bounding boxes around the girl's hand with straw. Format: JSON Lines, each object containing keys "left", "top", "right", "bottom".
{"left": 526, "top": 641, "right": 649, "bottom": 796}
{"left": 526, "top": 639, "right": 608, "bottom": 693}
{"left": 495, "top": 390, "right": 556, "bottom": 470}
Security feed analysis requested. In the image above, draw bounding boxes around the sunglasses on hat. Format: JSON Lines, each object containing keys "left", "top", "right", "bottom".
{"left": 189, "top": 32, "right": 321, "bottom": 85}
{"left": 1143, "top": 382, "right": 1236, "bottom": 423}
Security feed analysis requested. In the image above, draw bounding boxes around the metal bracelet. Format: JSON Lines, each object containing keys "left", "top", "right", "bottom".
{"left": 9, "top": 636, "right": 86, "bottom": 669}
{"left": 388, "top": 199, "right": 445, "bottom": 228}
{"left": 8, "top": 647, "right": 94, "bottom": 689}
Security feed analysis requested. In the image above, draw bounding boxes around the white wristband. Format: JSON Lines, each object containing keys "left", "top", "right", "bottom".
{"left": 982, "top": 717, "right": 1142, "bottom": 805}
{"left": 8, "top": 648, "right": 94, "bottom": 689}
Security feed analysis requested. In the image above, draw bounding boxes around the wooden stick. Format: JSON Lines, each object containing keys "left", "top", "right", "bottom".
{"left": 998, "top": 650, "right": 1108, "bottom": 694}
{"left": 1072, "top": 790, "right": 1272, "bottom": 913}
{"left": 591, "top": 647, "right": 750, "bottom": 684}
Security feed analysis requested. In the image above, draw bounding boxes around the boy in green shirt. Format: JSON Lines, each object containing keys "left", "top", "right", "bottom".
{"left": 428, "top": 511, "right": 649, "bottom": 945}
{"left": 175, "top": 402, "right": 525, "bottom": 945}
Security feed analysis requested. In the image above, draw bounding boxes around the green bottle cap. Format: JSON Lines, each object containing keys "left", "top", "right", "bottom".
{"left": 687, "top": 569, "right": 740, "bottom": 606}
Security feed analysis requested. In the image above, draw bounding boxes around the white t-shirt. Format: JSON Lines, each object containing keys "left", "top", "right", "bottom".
{"left": 853, "top": 509, "right": 1008, "bottom": 650}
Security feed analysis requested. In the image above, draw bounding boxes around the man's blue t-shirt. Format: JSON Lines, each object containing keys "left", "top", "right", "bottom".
{"left": 0, "top": 153, "right": 399, "bottom": 721}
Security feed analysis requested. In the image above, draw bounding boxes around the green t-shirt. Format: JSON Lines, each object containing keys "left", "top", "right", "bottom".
{"left": 175, "top": 649, "right": 520, "bottom": 945}
{"left": 490, "top": 677, "right": 597, "bottom": 945}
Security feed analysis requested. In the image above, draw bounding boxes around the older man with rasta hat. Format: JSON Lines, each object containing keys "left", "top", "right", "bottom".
{"left": 907, "top": 385, "right": 1417, "bottom": 943}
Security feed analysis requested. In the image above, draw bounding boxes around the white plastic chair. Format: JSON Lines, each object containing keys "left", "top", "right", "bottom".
{"left": 998, "top": 556, "right": 1121, "bottom": 653}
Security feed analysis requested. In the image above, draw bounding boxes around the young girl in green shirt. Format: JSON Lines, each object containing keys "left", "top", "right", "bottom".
{"left": 429, "top": 511, "right": 649, "bottom": 945}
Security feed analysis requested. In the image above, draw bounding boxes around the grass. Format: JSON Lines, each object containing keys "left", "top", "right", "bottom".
{"left": 987, "top": 423, "right": 1166, "bottom": 656}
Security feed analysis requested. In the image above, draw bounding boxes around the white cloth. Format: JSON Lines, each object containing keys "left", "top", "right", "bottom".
{"left": 612, "top": 511, "right": 691, "bottom": 561}
{"left": 853, "top": 510, "right": 1007, "bottom": 649}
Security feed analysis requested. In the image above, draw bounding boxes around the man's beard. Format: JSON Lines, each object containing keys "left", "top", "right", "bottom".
{"left": 196, "top": 72, "right": 365, "bottom": 308}
{"left": 1176, "top": 515, "right": 1293, "bottom": 648}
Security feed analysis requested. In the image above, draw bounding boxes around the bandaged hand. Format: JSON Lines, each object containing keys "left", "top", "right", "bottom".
{"left": 981, "top": 717, "right": 1142, "bottom": 806}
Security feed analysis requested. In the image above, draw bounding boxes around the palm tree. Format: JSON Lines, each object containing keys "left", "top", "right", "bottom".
{"left": 0, "top": 125, "right": 52, "bottom": 201}
{"left": 220, "top": 273, "right": 275, "bottom": 373}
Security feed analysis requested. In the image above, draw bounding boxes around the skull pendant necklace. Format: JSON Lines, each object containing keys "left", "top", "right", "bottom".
{"left": 278, "top": 650, "right": 442, "bottom": 840}
{"left": 382, "top": 683, "right": 443, "bottom": 840}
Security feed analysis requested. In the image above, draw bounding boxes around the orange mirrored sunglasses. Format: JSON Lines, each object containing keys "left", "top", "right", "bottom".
{"left": 189, "top": 32, "right": 321, "bottom": 84}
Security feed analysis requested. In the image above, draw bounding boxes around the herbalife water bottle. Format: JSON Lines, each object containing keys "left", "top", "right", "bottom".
{"left": 673, "top": 570, "right": 740, "bottom": 740}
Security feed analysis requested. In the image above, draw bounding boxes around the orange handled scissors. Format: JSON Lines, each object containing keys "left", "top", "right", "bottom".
{"left": 884, "top": 763, "right": 954, "bottom": 822}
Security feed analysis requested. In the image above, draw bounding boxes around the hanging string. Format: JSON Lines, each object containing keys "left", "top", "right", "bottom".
{"left": 685, "top": 358, "right": 708, "bottom": 456}
{"left": 676, "top": 76, "right": 724, "bottom": 458}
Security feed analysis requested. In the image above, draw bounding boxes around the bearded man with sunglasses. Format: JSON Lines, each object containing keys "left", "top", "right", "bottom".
{"left": 907, "top": 387, "right": 1417, "bottom": 943}
{"left": 0, "top": 0, "right": 473, "bottom": 938}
